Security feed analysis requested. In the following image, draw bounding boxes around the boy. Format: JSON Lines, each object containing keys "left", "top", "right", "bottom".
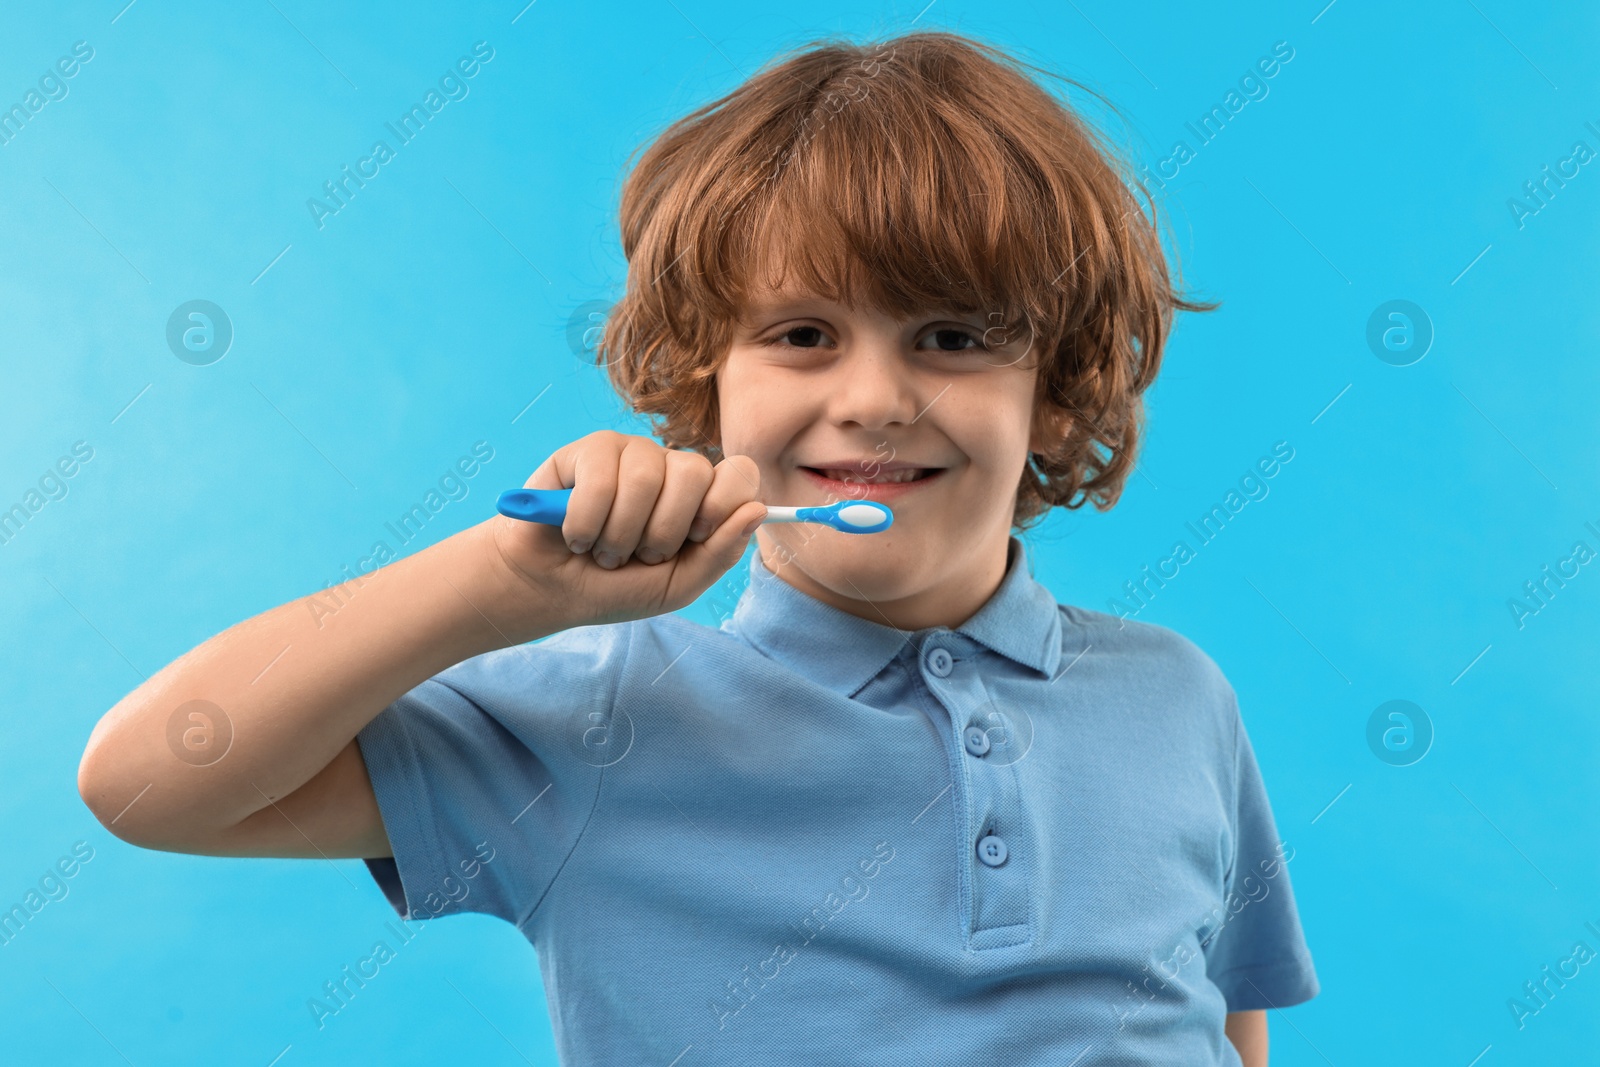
{"left": 78, "top": 30, "right": 1316, "bottom": 1065}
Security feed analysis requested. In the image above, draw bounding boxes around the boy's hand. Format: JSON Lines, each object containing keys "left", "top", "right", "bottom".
{"left": 482, "top": 431, "right": 767, "bottom": 631}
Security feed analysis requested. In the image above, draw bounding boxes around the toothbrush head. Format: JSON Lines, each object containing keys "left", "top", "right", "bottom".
{"left": 792, "top": 499, "right": 894, "bottom": 534}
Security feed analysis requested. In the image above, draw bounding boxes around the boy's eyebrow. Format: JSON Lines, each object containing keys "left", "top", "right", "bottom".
{"left": 740, "top": 290, "right": 833, "bottom": 314}
{"left": 732, "top": 293, "right": 837, "bottom": 329}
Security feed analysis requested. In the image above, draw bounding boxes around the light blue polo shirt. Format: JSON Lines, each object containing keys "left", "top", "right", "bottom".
{"left": 356, "top": 536, "right": 1318, "bottom": 1064}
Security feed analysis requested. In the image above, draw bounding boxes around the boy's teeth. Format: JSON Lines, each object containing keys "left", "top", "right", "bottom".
{"left": 818, "top": 468, "right": 925, "bottom": 484}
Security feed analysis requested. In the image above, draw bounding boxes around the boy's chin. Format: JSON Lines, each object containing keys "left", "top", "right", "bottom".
{"left": 762, "top": 532, "right": 932, "bottom": 608}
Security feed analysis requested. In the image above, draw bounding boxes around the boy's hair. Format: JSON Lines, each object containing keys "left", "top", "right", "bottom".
{"left": 596, "top": 30, "right": 1214, "bottom": 527}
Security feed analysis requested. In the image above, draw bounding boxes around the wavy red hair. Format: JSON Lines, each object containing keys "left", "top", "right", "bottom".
{"left": 595, "top": 30, "right": 1214, "bottom": 527}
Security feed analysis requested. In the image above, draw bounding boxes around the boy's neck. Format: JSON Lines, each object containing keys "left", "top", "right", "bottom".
{"left": 756, "top": 534, "right": 1014, "bottom": 633}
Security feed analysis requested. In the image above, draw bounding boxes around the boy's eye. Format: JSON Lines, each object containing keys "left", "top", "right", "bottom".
{"left": 919, "top": 327, "right": 987, "bottom": 352}
{"left": 758, "top": 324, "right": 990, "bottom": 352}
{"left": 764, "top": 325, "right": 830, "bottom": 348}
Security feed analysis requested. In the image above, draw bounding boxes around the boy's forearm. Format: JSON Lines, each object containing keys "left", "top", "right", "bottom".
{"left": 1225, "top": 1010, "right": 1267, "bottom": 1066}
{"left": 79, "top": 520, "right": 551, "bottom": 845}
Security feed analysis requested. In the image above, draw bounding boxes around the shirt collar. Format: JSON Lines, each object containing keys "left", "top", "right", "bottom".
{"left": 723, "top": 536, "right": 1064, "bottom": 699}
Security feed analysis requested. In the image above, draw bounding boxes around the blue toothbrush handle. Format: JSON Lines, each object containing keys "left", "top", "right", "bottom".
{"left": 497, "top": 488, "right": 573, "bottom": 525}
{"left": 498, "top": 487, "right": 892, "bottom": 534}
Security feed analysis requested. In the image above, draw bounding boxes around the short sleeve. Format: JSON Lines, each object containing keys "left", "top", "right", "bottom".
{"left": 1201, "top": 697, "right": 1320, "bottom": 1011}
{"left": 354, "top": 621, "right": 630, "bottom": 929}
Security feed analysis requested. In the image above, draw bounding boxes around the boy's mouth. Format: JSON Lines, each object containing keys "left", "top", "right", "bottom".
{"left": 799, "top": 464, "right": 945, "bottom": 499}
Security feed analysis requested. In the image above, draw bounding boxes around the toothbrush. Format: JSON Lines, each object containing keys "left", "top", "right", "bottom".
{"left": 496, "top": 488, "right": 893, "bottom": 534}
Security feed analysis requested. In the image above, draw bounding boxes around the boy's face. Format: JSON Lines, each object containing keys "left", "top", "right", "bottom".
{"left": 715, "top": 279, "right": 1057, "bottom": 631}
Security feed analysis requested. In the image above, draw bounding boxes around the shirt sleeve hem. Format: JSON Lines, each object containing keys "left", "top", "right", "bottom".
{"left": 1213, "top": 956, "right": 1321, "bottom": 1012}
{"left": 355, "top": 692, "right": 450, "bottom": 922}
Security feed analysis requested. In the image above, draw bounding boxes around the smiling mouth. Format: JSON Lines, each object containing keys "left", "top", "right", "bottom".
{"left": 802, "top": 467, "right": 938, "bottom": 484}
{"left": 797, "top": 467, "right": 948, "bottom": 504}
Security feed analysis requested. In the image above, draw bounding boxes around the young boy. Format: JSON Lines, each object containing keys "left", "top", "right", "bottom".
{"left": 78, "top": 30, "right": 1316, "bottom": 1065}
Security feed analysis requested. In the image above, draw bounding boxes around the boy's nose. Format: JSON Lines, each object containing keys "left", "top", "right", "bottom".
{"left": 826, "top": 342, "right": 924, "bottom": 431}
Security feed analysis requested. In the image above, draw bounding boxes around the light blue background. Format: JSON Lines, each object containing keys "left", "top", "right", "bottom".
{"left": 3, "top": 1, "right": 1596, "bottom": 1063}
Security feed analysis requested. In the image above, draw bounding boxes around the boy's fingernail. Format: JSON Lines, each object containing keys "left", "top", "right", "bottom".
{"left": 740, "top": 515, "right": 763, "bottom": 538}
{"left": 688, "top": 519, "right": 712, "bottom": 541}
{"left": 593, "top": 550, "right": 619, "bottom": 569}
{"left": 569, "top": 539, "right": 592, "bottom": 554}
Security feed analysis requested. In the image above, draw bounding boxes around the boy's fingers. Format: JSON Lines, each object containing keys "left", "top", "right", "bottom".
{"left": 529, "top": 429, "right": 616, "bottom": 492}
{"left": 688, "top": 455, "right": 762, "bottom": 542}
{"left": 524, "top": 441, "right": 573, "bottom": 492}
{"left": 635, "top": 449, "right": 715, "bottom": 564}
{"left": 667, "top": 500, "right": 766, "bottom": 605}
{"left": 592, "top": 438, "right": 667, "bottom": 566}
{"left": 559, "top": 434, "right": 623, "bottom": 554}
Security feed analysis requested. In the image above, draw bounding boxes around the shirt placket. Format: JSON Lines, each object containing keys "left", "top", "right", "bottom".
{"left": 917, "top": 633, "right": 1033, "bottom": 951}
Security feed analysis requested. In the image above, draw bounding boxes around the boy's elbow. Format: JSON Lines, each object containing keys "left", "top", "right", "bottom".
{"left": 77, "top": 725, "right": 163, "bottom": 849}
{"left": 77, "top": 740, "right": 135, "bottom": 844}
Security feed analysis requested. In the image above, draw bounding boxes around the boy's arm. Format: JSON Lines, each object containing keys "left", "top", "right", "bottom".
{"left": 76, "top": 521, "right": 547, "bottom": 854}
{"left": 1225, "top": 1010, "right": 1267, "bottom": 1066}
{"left": 76, "top": 434, "right": 764, "bottom": 858}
